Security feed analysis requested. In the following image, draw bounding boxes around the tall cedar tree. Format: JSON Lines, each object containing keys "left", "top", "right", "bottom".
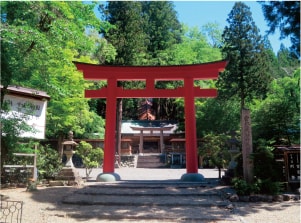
{"left": 100, "top": 1, "right": 182, "bottom": 119}
{"left": 102, "top": 1, "right": 147, "bottom": 65}
{"left": 217, "top": 2, "right": 271, "bottom": 109}
{"left": 260, "top": 1, "right": 300, "bottom": 58}
{"left": 141, "top": 1, "right": 182, "bottom": 61}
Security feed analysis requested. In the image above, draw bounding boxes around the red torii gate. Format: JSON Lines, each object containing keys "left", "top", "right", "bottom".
{"left": 75, "top": 60, "right": 227, "bottom": 181}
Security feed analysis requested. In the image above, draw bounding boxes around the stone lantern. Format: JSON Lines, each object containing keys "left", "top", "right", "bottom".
{"left": 62, "top": 131, "right": 77, "bottom": 168}
{"left": 55, "top": 131, "right": 82, "bottom": 185}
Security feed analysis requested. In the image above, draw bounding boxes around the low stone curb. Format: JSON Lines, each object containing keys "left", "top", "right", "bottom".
{"left": 221, "top": 187, "right": 300, "bottom": 202}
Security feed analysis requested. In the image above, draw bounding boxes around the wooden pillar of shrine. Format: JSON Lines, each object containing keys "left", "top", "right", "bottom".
{"left": 139, "top": 130, "right": 143, "bottom": 154}
{"left": 160, "top": 129, "right": 164, "bottom": 153}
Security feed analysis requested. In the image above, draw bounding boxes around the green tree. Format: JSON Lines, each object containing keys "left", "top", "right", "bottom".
{"left": 200, "top": 134, "right": 230, "bottom": 178}
{"left": 252, "top": 69, "right": 300, "bottom": 145}
{"left": 260, "top": 1, "right": 300, "bottom": 58}
{"left": 218, "top": 2, "right": 271, "bottom": 109}
{"left": 196, "top": 98, "right": 240, "bottom": 137}
{"left": 101, "top": 1, "right": 147, "bottom": 65}
{"left": 141, "top": 1, "right": 182, "bottom": 63}
{"left": 76, "top": 141, "right": 104, "bottom": 179}
{"left": 165, "top": 25, "right": 222, "bottom": 65}
{"left": 1, "top": 2, "right": 107, "bottom": 154}
{"left": 277, "top": 44, "right": 300, "bottom": 77}
{"left": 218, "top": 2, "right": 273, "bottom": 183}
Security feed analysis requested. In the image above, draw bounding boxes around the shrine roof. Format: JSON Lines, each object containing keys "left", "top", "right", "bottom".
{"left": 1, "top": 85, "right": 50, "bottom": 100}
{"left": 121, "top": 120, "right": 178, "bottom": 135}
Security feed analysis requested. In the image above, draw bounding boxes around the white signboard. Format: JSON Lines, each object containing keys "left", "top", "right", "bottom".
{"left": 3, "top": 94, "right": 48, "bottom": 139}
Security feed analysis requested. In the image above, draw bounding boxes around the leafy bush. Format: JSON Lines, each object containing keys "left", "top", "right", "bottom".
{"left": 232, "top": 178, "right": 252, "bottom": 195}
{"left": 257, "top": 178, "right": 284, "bottom": 195}
{"left": 232, "top": 177, "right": 283, "bottom": 195}
{"left": 37, "top": 144, "right": 63, "bottom": 180}
{"left": 232, "top": 140, "right": 284, "bottom": 195}
{"left": 76, "top": 141, "right": 104, "bottom": 179}
{"left": 252, "top": 141, "right": 283, "bottom": 181}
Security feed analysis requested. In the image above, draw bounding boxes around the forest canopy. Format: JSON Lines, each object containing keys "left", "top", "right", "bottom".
{"left": 1, "top": 1, "right": 299, "bottom": 153}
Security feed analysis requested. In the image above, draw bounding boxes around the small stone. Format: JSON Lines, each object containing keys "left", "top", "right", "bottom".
{"left": 229, "top": 194, "right": 239, "bottom": 202}
{"left": 226, "top": 204, "right": 234, "bottom": 210}
{"left": 239, "top": 195, "right": 250, "bottom": 202}
{"left": 49, "top": 180, "right": 64, "bottom": 186}
{"left": 261, "top": 195, "right": 273, "bottom": 202}
{"left": 250, "top": 195, "right": 261, "bottom": 202}
{"left": 283, "top": 194, "right": 291, "bottom": 201}
{"left": 273, "top": 195, "right": 283, "bottom": 202}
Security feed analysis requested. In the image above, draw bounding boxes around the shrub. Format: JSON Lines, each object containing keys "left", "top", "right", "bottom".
{"left": 232, "top": 178, "right": 252, "bottom": 195}
{"left": 37, "top": 144, "right": 63, "bottom": 180}
{"left": 232, "top": 177, "right": 283, "bottom": 195}
{"left": 76, "top": 141, "right": 104, "bottom": 179}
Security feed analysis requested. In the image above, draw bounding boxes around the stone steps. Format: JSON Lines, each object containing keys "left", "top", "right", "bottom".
{"left": 136, "top": 154, "right": 166, "bottom": 168}
{"left": 61, "top": 181, "right": 237, "bottom": 222}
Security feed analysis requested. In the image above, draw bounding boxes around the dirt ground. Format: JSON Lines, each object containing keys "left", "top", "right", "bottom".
{"left": 0, "top": 185, "right": 300, "bottom": 223}
{"left": 1, "top": 168, "right": 300, "bottom": 223}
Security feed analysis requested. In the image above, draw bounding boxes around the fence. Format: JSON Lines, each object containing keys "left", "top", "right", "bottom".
{"left": 3, "top": 145, "right": 37, "bottom": 184}
{"left": 0, "top": 196, "right": 23, "bottom": 223}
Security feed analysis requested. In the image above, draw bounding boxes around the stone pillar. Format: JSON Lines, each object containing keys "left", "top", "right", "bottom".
{"left": 241, "top": 108, "right": 254, "bottom": 183}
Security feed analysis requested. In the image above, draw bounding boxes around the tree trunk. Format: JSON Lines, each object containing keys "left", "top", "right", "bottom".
{"left": 241, "top": 108, "right": 254, "bottom": 183}
{"left": 116, "top": 98, "right": 122, "bottom": 164}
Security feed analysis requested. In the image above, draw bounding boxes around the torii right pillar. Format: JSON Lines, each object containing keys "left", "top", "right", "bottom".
{"left": 181, "top": 77, "right": 201, "bottom": 181}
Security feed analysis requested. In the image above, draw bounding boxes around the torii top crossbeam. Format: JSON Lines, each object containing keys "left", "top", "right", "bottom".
{"left": 75, "top": 60, "right": 227, "bottom": 99}
{"left": 75, "top": 60, "right": 227, "bottom": 81}
{"left": 74, "top": 60, "right": 228, "bottom": 182}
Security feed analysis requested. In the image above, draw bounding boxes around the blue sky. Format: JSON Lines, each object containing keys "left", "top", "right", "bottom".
{"left": 173, "top": 1, "right": 291, "bottom": 54}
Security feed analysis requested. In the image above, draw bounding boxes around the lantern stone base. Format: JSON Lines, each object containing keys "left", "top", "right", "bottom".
{"left": 180, "top": 173, "right": 205, "bottom": 182}
{"left": 56, "top": 167, "right": 82, "bottom": 185}
{"left": 96, "top": 173, "right": 121, "bottom": 182}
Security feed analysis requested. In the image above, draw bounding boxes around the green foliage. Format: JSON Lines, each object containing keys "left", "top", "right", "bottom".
{"left": 260, "top": 1, "right": 300, "bottom": 57}
{"left": 199, "top": 134, "right": 231, "bottom": 169}
{"left": 196, "top": 98, "right": 240, "bottom": 137}
{"left": 37, "top": 144, "right": 63, "bottom": 180}
{"left": 141, "top": 1, "right": 182, "bottom": 62}
{"left": 232, "top": 178, "right": 283, "bottom": 196}
{"left": 1, "top": 2, "right": 108, "bottom": 143}
{"left": 101, "top": 1, "right": 147, "bottom": 65}
{"left": 232, "top": 140, "right": 284, "bottom": 195}
{"left": 76, "top": 141, "right": 104, "bottom": 179}
{"left": 252, "top": 69, "right": 300, "bottom": 144}
{"left": 218, "top": 2, "right": 272, "bottom": 109}
{"left": 232, "top": 178, "right": 253, "bottom": 195}
{"left": 256, "top": 179, "right": 284, "bottom": 195}
{"left": 251, "top": 141, "right": 283, "bottom": 181}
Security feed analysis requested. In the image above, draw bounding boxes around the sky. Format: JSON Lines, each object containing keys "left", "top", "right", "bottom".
{"left": 173, "top": 1, "right": 291, "bottom": 54}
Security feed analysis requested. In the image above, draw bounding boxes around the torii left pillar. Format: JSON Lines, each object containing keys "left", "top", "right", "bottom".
{"left": 96, "top": 78, "right": 121, "bottom": 181}
{"left": 75, "top": 60, "right": 227, "bottom": 182}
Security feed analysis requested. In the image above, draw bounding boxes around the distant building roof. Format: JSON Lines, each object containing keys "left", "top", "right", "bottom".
{"left": 1, "top": 85, "right": 50, "bottom": 100}
{"left": 122, "top": 120, "right": 178, "bottom": 136}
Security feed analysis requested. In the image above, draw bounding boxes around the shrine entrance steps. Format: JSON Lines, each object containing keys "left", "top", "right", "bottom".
{"left": 62, "top": 180, "right": 237, "bottom": 222}
{"left": 136, "top": 153, "right": 166, "bottom": 168}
